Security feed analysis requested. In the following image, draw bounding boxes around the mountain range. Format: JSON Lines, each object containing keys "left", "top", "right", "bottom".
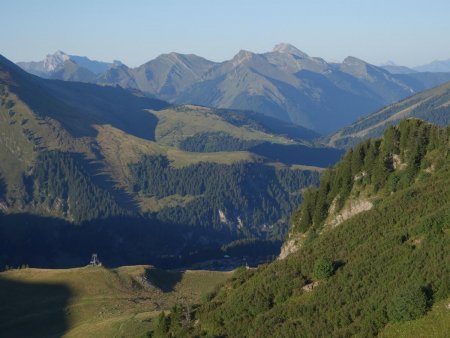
{"left": 414, "top": 58, "right": 450, "bottom": 73}
{"left": 381, "top": 59, "right": 450, "bottom": 74}
{"left": 17, "top": 45, "right": 450, "bottom": 134}
{"left": 0, "top": 53, "right": 344, "bottom": 268}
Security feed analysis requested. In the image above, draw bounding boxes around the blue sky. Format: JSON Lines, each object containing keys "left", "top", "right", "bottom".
{"left": 3, "top": 0, "right": 450, "bottom": 67}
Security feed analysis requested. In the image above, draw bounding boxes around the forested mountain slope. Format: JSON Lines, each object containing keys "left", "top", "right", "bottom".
{"left": 155, "top": 119, "right": 450, "bottom": 337}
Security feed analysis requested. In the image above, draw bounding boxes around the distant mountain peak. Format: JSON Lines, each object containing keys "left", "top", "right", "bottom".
{"left": 342, "top": 56, "right": 368, "bottom": 66}
{"left": 413, "top": 58, "right": 450, "bottom": 73}
{"left": 272, "top": 43, "right": 308, "bottom": 58}
{"left": 18, "top": 51, "right": 119, "bottom": 79}
{"left": 168, "top": 52, "right": 199, "bottom": 63}
{"left": 110, "top": 62, "right": 128, "bottom": 70}
{"left": 53, "top": 50, "right": 68, "bottom": 56}
{"left": 340, "top": 56, "right": 377, "bottom": 81}
{"left": 43, "top": 50, "right": 70, "bottom": 72}
{"left": 155, "top": 52, "right": 205, "bottom": 65}
{"left": 155, "top": 52, "right": 184, "bottom": 63}
{"left": 380, "top": 61, "right": 417, "bottom": 75}
{"left": 165, "top": 51, "right": 184, "bottom": 59}
{"left": 232, "top": 49, "right": 257, "bottom": 65}
{"left": 381, "top": 60, "right": 398, "bottom": 66}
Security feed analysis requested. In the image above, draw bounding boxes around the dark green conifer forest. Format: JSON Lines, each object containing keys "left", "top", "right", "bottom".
{"left": 153, "top": 120, "right": 450, "bottom": 337}
{"left": 129, "top": 155, "right": 319, "bottom": 237}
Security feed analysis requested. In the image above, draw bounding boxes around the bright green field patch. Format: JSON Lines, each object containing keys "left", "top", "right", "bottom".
{"left": 152, "top": 105, "right": 295, "bottom": 147}
{"left": 380, "top": 298, "right": 450, "bottom": 338}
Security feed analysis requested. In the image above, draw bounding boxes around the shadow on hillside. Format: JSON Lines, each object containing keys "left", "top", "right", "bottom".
{"left": 293, "top": 70, "right": 383, "bottom": 132}
{"left": 0, "top": 211, "right": 284, "bottom": 272}
{"left": 145, "top": 268, "right": 184, "bottom": 293}
{"left": 0, "top": 212, "right": 236, "bottom": 270}
{"left": 45, "top": 80, "right": 166, "bottom": 141}
{"left": 0, "top": 175, "right": 6, "bottom": 200}
{"left": 214, "top": 108, "right": 320, "bottom": 140}
{"left": 0, "top": 277, "right": 71, "bottom": 337}
{"left": 3, "top": 58, "right": 169, "bottom": 141}
{"left": 250, "top": 142, "right": 344, "bottom": 167}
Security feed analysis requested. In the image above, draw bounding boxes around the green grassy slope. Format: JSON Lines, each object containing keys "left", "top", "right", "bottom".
{"left": 156, "top": 120, "right": 450, "bottom": 337}
{"left": 152, "top": 105, "right": 298, "bottom": 147}
{"left": 380, "top": 296, "right": 450, "bottom": 338}
{"left": 0, "top": 265, "right": 231, "bottom": 338}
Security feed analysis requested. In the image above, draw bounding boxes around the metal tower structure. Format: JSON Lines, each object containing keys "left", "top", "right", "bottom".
{"left": 89, "top": 253, "right": 101, "bottom": 266}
